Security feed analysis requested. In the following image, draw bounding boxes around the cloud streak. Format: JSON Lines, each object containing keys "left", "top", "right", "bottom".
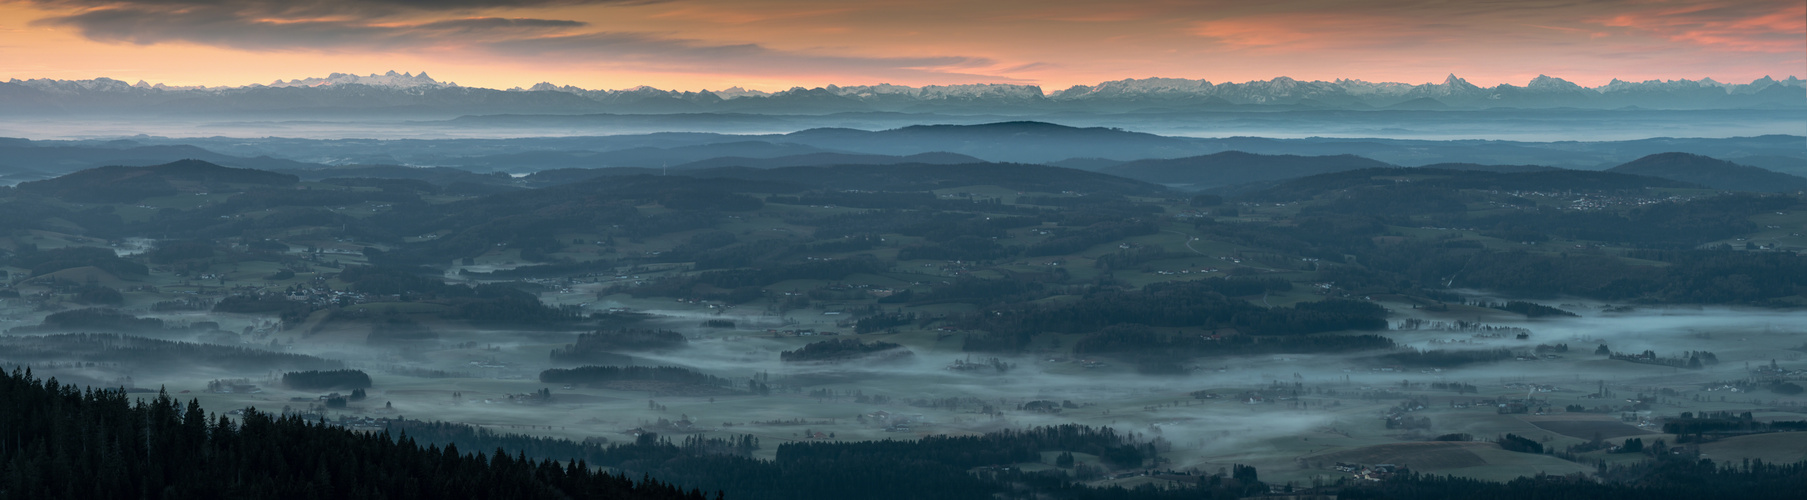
{"left": 1593, "top": 1, "right": 1805, "bottom": 53}
{"left": 16, "top": 0, "right": 1010, "bottom": 81}
{"left": 22, "top": 0, "right": 614, "bottom": 49}
{"left": 486, "top": 32, "right": 1015, "bottom": 82}
{"left": 0, "top": 0, "right": 1799, "bottom": 89}
{"left": 1179, "top": 0, "right": 1803, "bottom": 55}
{"left": 19, "top": 0, "right": 656, "bottom": 17}
{"left": 1193, "top": 14, "right": 1466, "bottom": 51}
{"left": 34, "top": 9, "right": 590, "bottom": 50}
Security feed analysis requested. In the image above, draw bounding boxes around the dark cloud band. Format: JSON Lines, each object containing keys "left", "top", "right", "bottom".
{"left": 486, "top": 33, "right": 1000, "bottom": 78}
{"left": 18, "top": 0, "right": 1011, "bottom": 81}
{"left": 34, "top": 10, "right": 591, "bottom": 50}
{"left": 18, "top": 0, "right": 655, "bottom": 14}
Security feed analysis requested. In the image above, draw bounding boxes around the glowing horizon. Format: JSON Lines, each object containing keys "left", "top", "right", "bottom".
{"left": 0, "top": 0, "right": 1800, "bottom": 93}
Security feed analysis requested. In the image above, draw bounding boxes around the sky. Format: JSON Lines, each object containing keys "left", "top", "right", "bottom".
{"left": 0, "top": 0, "right": 1801, "bottom": 91}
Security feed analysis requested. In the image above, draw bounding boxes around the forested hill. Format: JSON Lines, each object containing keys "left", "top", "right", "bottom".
{"left": 673, "top": 162, "right": 1170, "bottom": 196}
{"left": 1103, "top": 151, "right": 1394, "bottom": 190}
{"left": 671, "top": 152, "right": 986, "bottom": 170}
{"left": 14, "top": 159, "right": 300, "bottom": 203}
{"left": 1, "top": 148, "right": 1803, "bottom": 314}
{"left": 0, "top": 367, "right": 707, "bottom": 500}
{"left": 0, "top": 139, "right": 325, "bottom": 177}
{"left": 1241, "top": 167, "right": 1700, "bottom": 202}
{"left": 776, "top": 122, "right": 1203, "bottom": 164}
{"left": 8, "top": 367, "right": 1804, "bottom": 500}
{"left": 1608, "top": 152, "right": 1807, "bottom": 193}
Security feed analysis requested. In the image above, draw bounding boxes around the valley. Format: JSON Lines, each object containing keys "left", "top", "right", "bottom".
{"left": 0, "top": 153, "right": 1802, "bottom": 496}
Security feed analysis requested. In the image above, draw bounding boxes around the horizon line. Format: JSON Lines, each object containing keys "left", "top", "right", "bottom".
{"left": 8, "top": 71, "right": 1804, "bottom": 95}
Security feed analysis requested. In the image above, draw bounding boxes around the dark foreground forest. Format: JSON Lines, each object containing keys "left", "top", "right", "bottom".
{"left": 0, "top": 368, "right": 706, "bottom": 500}
{"left": 6, "top": 368, "right": 1805, "bottom": 499}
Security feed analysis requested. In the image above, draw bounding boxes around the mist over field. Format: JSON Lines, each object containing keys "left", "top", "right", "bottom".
{"left": 2, "top": 2, "right": 1805, "bottom": 497}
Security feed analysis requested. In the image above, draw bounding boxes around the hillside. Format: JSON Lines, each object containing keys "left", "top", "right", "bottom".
{"left": 681, "top": 162, "right": 1169, "bottom": 196}
{"left": 778, "top": 122, "right": 1203, "bottom": 163}
{"left": 14, "top": 159, "right": 299, "bottom": 202}
{"left": 447, "top": 141, "right": 837, "bottom": 171}
{"left": 0, "top": 369, "right": 703, "bottom": 500}
{"left": 0, "top": 139, "right": 323, "bottom": 176}
{"left": 1608, "top": 153, "right": 1807, "bottom": 193}
{"left": 1243, "top": 167, "right": 1700, "bottom": 202}
{"left": 1, "top": 139, "right": 1805, "bottom": 500}
{"left": 1103, "top": 151, "right": 1395, "bottom": 190}
{"left": 1414, "top": 163, "right": 1563, "bottom": 173}
{"left": 672, "top": 152, "right": 984, "bottom": 170}
{"left": 1727, "top": 155, "right": 1807, "bottom": 177}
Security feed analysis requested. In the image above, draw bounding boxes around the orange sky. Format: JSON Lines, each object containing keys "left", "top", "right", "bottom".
{"left": 0, "top": 0, "right": 1801, "bottom": 91}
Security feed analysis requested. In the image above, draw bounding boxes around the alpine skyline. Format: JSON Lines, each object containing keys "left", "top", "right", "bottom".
{"left": 1, "top": 0, "right": 1801, "bottom": 91}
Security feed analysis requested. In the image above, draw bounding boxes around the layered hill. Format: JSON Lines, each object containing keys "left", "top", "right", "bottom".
{"left": 1608, "top": 153, "right": 1807, "bottom": 193}
{"left": 776, "top": 122, "right": 1201, "bottom": 164}
{"left": 676, "top": 162, "right": 1169, "bottom": 196}
{"left": 672, "top": 152, "right": 984, "bottom": 170}
{"left": 1103, "top": 151, "right": 1395, "bottom": 190}
{"left": 1244, "top": 167, "right": 1700, "bottom": 202}
{"left": 445, "top": 141, "right": 838, "bottom": 171}
{"left": 0, "top": 138, "right": 322, "bottom": 177}
{"left": 5, "top": 73, "right": 1802, "bottom": 115}
{"left": 14, "top": 127, "right": 1803, "bottom": 175}
{"left": 15, "top": 159, "right": 299, "bottom": 203}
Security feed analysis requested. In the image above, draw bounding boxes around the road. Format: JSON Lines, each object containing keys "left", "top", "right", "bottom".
{"left": 1163, "top": 229, "right": 1207, "bottom": 255}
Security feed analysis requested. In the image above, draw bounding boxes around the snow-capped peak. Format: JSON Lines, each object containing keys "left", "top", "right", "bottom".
{"left": 265, "top": 71, "right": 452, "bottom": 88}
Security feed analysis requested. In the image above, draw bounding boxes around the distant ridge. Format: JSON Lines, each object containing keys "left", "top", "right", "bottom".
{"left": 446, "top": 141, "right": 837, "bottom": 171}
{"left": 672, "top": 152, "right": 984, "bottom": 170}
{"left": 667, "top": 162, "right": 1170, "bottom": 196}
{"left": 1242, "top": 167, "right": 1701, "bottom": 201}
{"left": 1103, "top": 151, "right": 1395, "bottom": 190}
{"left": 16, "top": 159, "right": 298, "bottom": 202}
{"left": 0, "top": 138, "right": 323, "bottom": 176}
{"left": 1415, "top": 163, "right": 1562, "bottom": 173}
{"left": 775, "top": 122, "right": 1198, "bottom": 164}
{"left": 3, "top": 73, "right": 1801, "bottom": 116}
{"left": 1607, "top": 153, "right": 1807, "bottom": 193}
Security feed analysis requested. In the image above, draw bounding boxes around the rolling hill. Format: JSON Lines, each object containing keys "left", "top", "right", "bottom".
{"left": 1103, "top": 151, "right": 1395, "bottom": 190}
{"left": 1242, "top": 167, "right": 1700, "bottom": 202}
{"left": 0, "top": 139, "right": 323, "bottom": 177}
{"left": 677, "top": 162, "right": 1171, "bottom": 196}
{"left": 777, "top": 122, "right": 1203, "bottom": 164}
{"left": 1607, "top": 153, "right": 1807, "bottom": 193}
{"left": 15, "top": 159, "right": 300, "bottom": 203}
{"left": 672, "top": 152, "right": 985, "bottom": 170}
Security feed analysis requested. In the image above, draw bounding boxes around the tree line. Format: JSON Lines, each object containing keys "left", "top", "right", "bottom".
{"left": 0, "top": 367, "right": 705, "bottom": 500}
{"left": 281, "top": 369, "right": 373, "bottom": 390}
{"left": 539, "top": 366, "right": 732, "bottom": 388}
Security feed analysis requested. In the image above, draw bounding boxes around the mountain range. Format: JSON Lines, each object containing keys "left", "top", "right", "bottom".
{"left": 15, "top": 151, "right": 1804, "bottom": 213}
{"left": 3, "top": 72, "right": 1801, "bottom": 116}
{"left": 4, "top": 122, "right": 1804, "bottom": 179}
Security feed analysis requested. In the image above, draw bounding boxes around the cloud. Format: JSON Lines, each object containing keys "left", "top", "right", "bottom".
{"left": 1192, "top": 14, "right": 1461, "bottom": 51}
{"left": 18, "top": 0, "right": 655, "bottom": 17}
{"left": 1182, "top": 0, "right": 1803, "bottom": 54}
{"left": 13, "top": 0, "right": 1793, "bottom": 87}
{"left": 415, "top": 18, "right": 589, "bottom": 30}
{"left": 33, "top": 9, "right": 591, "bottom": 50}
{"left": 647, "top": 5, "right": 856, "bottom": 25}
{"left": 484, "top": 32, "right": 1019, "bottom": 82}
{"left": 19, "top": 0, "right": 614, "bottom": 49}
{"left": 13, "top": 0, "right": 1020, "bottom": 82}
{"left": 1591, "top": 1, "right": 1805, "bottom": 53}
